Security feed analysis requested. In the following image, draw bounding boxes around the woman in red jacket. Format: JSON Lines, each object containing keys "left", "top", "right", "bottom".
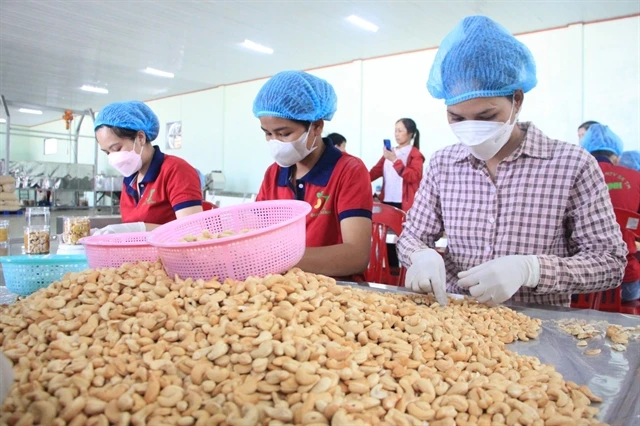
{"left": 369, "top": 118, "right": 425, "bottom": 212}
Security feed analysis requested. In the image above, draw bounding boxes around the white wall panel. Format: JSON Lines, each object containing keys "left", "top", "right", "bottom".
{"left": 222, "top": 79, "right": 271, "bottom": 193}
{"left": 584, "top": 17, "right": 640, "bottom": 150}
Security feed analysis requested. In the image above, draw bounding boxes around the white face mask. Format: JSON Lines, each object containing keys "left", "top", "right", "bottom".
{"left": 267, "top": 128, "right": 317, "bottom": 167}
{"left": 108, "top": 138, "right": 144, "bottom": 177}
{"left": 450, "top": 102, "right": 518, "bottom": 161}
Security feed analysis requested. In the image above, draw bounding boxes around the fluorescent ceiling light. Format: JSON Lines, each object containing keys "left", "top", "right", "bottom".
{"left": 241, "top": 39, "right": 274, "bottom": 54}
{"left": 347, "top": 15, "right": 379, "bottom": 32}
{"left": 81, "top": 85, "right": 109, "bottom": 94}
{"left": 0, "top": 118, "right": 5, "bottom": 123}
{"left": 144, "top": 67, "right": 175, "bottom": 78}
{"left": 19, "top": 108, "right": 43, "bottom": 115}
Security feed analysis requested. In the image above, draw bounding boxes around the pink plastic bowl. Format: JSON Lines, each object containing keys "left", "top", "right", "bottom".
{"left": 147, "top": 200, "right": 310, "bottom": 281}
{"left": 79, "top": 232, "right": 159, "bottom": 268}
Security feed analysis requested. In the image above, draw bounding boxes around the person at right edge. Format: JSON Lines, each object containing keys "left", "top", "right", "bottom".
{"left": 397, "top": 15, "right": 627, "bottom": 307}
{"left": 581, "top": 124, "right": 640, "bottom": 302}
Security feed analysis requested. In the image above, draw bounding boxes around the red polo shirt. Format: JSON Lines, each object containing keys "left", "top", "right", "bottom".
{"left": 120, "top": 146, "right": 202, "bottom": 225}
{"left": 257, "top": 142, "right": 373, "bottom": 249}
{"left": 597, "top": 157, "right": 640, "bottom": 282}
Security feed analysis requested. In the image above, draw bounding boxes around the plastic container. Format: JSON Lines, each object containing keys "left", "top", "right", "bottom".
{"left": 0, "top": 254, "right": 89, "bottom": 296}
{"left": 25, "top": 207, "right": 50, "bottom": 227}
{"left": 147, "top": 200, "right": 310, "bottom": 282}
{"left": 79, "top": 232, "right": 159, "bottom": 268}
{"left": 62, "top": 216, "right": 90, "bottom": 244}
{"left": 24, "top": 225, "right": 50, "bottom": 254}
{"left": 56, "top": 243, "right": 86, "bottom": 256}
{"left": 0, "top": 220, "right": 8, "bottom": 243}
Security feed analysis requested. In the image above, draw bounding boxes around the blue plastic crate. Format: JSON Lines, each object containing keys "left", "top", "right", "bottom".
{"left": 0, "top": 255, "right": 89, "bottom": 296}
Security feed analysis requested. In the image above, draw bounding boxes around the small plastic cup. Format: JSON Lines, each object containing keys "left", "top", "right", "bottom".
{"left": 24, "top": 225, "right": 50, "bottom": 254}
{"left": 0, "top": 220, "right": 8, "bottom": 243}
{"left": 62, "top": 216, "right": 90, "bottom": 245}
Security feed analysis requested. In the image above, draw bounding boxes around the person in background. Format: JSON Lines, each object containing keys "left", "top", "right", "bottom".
{"left": 398, "top": 15, "right": 626, "bottom": 307}
{"left": 369, "top": 118, "right": 425, "bottom": 212}
{"left": 326, "top": 132, "right": 347, "bottom": 152}
{"left": 254, "top": 71, "right": 372, "bottom": 279}
{"left": 620, "top": 150, "right": 640, "bottom": 171}
{"left": 581, "top": 124, "right": 640, "bottom": 302}
{"left": 93, "top": 101, "right": 203, "bottom": 234}
{"left": 577, "top": 120, "right": 599, "bottom": 142}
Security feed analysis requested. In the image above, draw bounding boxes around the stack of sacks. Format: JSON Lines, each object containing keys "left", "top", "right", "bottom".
{"left": 0, "top": 176, "right": 20, "bottom": 211}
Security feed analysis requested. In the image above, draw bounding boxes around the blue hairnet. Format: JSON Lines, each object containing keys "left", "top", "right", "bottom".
{"left": 253, "top": 71, "right": 337, "bottom": 122}
{"left": 619, "top": 151, "right": 640, "bottom": 171}
{"left": 580, "top": 124, "right": 624, "bottom": 157}
{"left": 427, "top": 15, "right": 538, "bottom": 105}
{"left": 94, "top": 101, "right": 160, "bottom": 141}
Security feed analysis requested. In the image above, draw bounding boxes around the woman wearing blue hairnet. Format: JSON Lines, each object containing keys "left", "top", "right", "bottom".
{"left": 93, "top": 101, "right": 203, "bottom": 234}
{"left": 620, "top": 151, "right": 640, "bottom": 172}
{"left": 397, "top": 16, "right": 626, "bottom": 307}
{"left": 581, "top": 125, "right": 640, "bottom": 302}
{"left": 254, "top": 71, "right": 372, "bottom": 279}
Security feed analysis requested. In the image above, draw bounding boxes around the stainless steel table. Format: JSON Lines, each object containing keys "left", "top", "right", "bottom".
{"left": 1, "top": 283, "right": 638, "bottom": 425}
{"left": 342, "top": 282, "right": 640, "bottom": 426}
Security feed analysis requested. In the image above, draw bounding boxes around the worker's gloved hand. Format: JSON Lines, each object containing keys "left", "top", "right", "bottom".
{"left": 405, "top": 248, "right": 448, "bottom": 306}
{"left": 0, "top": 352, "right": 14, "bottom": 405}
{"left": 457, "top": 255, "right": 540, "bottom": 306}
{"left": 93, "top": 222, "right": 146, "bottom": 235}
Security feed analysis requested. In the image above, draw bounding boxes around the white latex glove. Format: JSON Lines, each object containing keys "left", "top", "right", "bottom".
{"left": 0, "top": 352, "right": 13, "bottom": 404}
{"left": 93, "top": 222, "right": 146, "bottom": 235}
{"left": 457, "top": 255, "right": 540, "bottom": 306}
{"left": 404, "top": 249, "right": 448, "bottom": 306}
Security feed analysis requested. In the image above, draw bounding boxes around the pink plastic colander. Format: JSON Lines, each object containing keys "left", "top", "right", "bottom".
{"left": 147, "top": 200, "right": 310, "bottom": 281}
{"left": 79, "top": 232, "right": 159, "bottom": 268}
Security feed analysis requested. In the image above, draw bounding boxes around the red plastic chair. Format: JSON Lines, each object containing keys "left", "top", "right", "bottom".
{"left": 592, "top": 208, "right": 640, "bottom": 315}
{"left": 365, "top": 203, "right": 406, "bottom": 286}
{"left": 202, "top": 201, "right": 216, "bottom": 211}
{"left": 570, "top": 293, "right": 597, "bottom": 310}
{"left": 593, "top": 287, "right": 640, "bottom": 315}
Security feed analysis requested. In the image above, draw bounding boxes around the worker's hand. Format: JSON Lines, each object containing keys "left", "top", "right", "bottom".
{"left": 93, "top": 222, "right": 146, "bottom": 235}
{"left": 0, "top": 352, "right": 13, "bottom": 405}
{"left": 457, "top": 255, "right": 540, "bottom": 306}
{"left": 405, "top": 249, "right": 448, "bottom": 306}
{"left": 382, "top": 148, "right": 397, "bottom": 162}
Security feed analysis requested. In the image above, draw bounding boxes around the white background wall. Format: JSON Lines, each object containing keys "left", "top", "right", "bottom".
{"left": 11, "top": 16, "right": 640, "bottom": 194}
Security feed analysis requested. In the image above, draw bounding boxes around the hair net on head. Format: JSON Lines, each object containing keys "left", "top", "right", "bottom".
{"left": 619, "top": 151, "right": 640, "bottom": 171}
{"left": 427, "top": 15, "right": 537, "bottom": 105}
{"left": 94, "top": 101, "right": 160, "bottom": 141}
{"left": 580, "top": 124, "right": 624, "bottom": 157}
{"left": 253, "top": 71, "right": 337, "bottom": 122}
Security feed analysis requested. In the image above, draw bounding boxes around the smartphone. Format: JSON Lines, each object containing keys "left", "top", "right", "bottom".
{"left": 383, "top": 139, "right": 391, "bottom": 151}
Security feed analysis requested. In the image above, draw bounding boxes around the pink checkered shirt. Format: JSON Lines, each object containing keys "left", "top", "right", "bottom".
{"left": 397, "top": 122, "right": 627, "bottom": 306}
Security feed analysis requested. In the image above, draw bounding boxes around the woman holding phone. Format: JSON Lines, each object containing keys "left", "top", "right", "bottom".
{"left": 369, "top": 118, "right": 425, "bottom": 212}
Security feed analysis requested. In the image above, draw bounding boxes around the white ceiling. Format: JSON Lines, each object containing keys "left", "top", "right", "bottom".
{"left": 1, "top": 0, "right": 638, "bottom": 126}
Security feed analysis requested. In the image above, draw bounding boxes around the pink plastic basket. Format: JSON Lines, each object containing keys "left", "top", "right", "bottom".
{"left": 147, "top": 200, "right": 310, "bottom": 281}
{"left": 79, "top": 232, "right": 159, "bottom": 268}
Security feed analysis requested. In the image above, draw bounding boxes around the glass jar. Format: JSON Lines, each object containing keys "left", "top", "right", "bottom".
{"left": 62, "top": 216, "right": 90, "bottom": 245}
{"left": 0, "top": 220, "right": 8, "bottom": 243}
{"left": 25, "top": 207, "right": 50, "bottom": 228}
{"left": 24, "top": 225, "right": 50, "bottom": 254}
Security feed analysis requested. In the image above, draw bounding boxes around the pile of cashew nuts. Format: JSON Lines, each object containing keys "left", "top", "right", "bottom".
{"left": 0, "top": 261, "right": 605, "bottom": 425}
